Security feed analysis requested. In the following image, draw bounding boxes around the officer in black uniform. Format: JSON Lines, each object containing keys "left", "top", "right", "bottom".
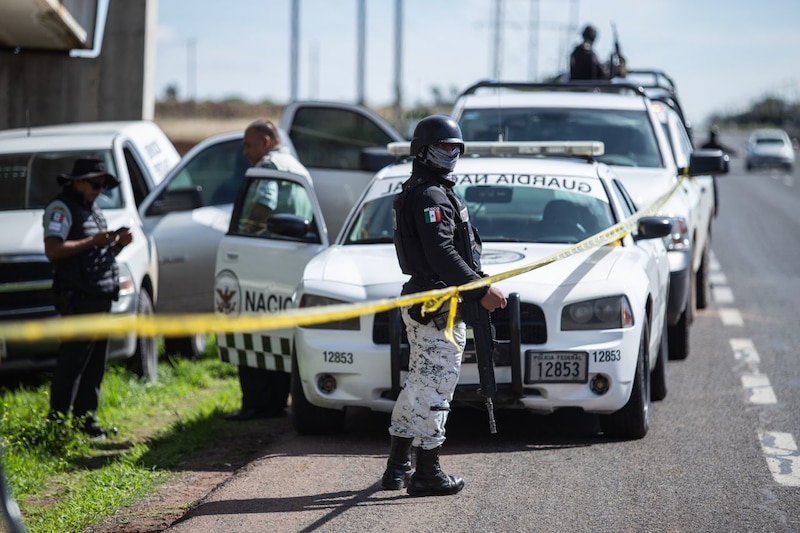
{"left": 43, "top": 157, "right": 131, "bottom": 438}
{"left": 382, "top": 115, "right": 506, "bottom": 497}
{"left": 569, "top": 24, "right": 609, "bottom": 80}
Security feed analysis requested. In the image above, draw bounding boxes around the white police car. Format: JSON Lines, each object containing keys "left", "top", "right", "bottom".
{"left": 214, "top": 141, "right": 672, "bottom": 440}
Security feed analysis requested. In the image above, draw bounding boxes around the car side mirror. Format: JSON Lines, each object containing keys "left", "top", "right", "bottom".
{"left": 146, "top": 186, "right": 203, "bottom": 216}
{"left": 267, "top": 213, "right": 320, "bottom": 243}
{"left": 688, "top": 149, "right": 729, "bottom": 176}
{"left": 634, "top": 216, "right": 672, "bottom": 241}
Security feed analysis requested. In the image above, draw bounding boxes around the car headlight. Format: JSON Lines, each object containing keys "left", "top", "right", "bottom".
{"left": 298, "top": 294, "right": 360, "bottom": 330}
{"left": 562, "top": 296, "right": 633, "bottom": 330}
{"left": 117, "top": 263, "right": 135, "bottom": 297}
{"left": 662, "top": 216, "right": 690, "bottom": 252}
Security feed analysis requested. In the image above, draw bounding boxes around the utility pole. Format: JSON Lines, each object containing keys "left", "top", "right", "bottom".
{"left": 187, "top": 37, "right": 196, "bottom": 102}
{"left": 527, "top": 0, "right": 539, "bottom": 81}
{"left": 290, "top": 0, "right": 300, "bottom": 101}
{"left": 356, "top": 0, "right": 366, "bottom": 105}
{"left": 490, "top": 0, "right": 504, "bottom": 79}
{"left": 393, "top": 0, "right": 403, "bottom": 127}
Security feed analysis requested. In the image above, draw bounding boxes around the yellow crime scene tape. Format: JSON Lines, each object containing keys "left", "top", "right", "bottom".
{"left": 0, "top": 177, "right": 683, "bottom": 345}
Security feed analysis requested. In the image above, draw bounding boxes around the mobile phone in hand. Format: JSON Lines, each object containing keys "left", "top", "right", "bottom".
{"left": 113, "top": 226, "right": 130, "bottom": 235}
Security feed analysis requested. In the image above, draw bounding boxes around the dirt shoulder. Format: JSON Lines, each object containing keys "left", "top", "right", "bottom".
{"left": 85, "top": 415, "right": 293, "bottom": 533}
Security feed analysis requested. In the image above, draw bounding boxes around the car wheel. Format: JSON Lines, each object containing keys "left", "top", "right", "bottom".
{"left": 125, "top": 290, "right": 158, "bottom": 382}
{"left": 650, "top": 314, "right": 668, "bottom": 402}
{"left": 695, "top": 239, "right": 711, "bottom": 310}
{"left": 601, "top": 321, "right": 651, "bottom": 439}
{"left": 164, "top": 334, "right": 207, "bottom": 360}
{"left": 667, "top": 306, "right": 690, "bottom": 360}
{"left": 290, "top": 350, "right": 346, "bottom": 435}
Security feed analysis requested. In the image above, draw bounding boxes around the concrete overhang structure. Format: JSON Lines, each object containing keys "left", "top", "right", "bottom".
{"left": 0, "top": 0, "right": 98, "bottom": 50}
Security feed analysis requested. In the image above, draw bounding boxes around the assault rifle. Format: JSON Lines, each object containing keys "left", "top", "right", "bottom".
{"left": 454, "top": 219, "right": 498, "bottom": 434}
{"left": 610, "top": 22, "right": 627, "bottom": 78}
{"left": 460, "top": 299, "right": 498, "bottom": 434}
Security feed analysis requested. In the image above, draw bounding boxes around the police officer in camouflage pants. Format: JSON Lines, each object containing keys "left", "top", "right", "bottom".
{"left": 383, "top": 115, "right": 506, "bottom": 497}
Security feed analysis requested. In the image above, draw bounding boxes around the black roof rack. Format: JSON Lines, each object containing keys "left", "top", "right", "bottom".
{"left": 458, "top": 79, "right": 647, "bottom": 98}
{"left": 624, "top": 69, "right": 678, "bottom": 93}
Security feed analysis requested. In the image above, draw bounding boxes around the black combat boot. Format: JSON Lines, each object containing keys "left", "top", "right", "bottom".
{"left": 381, "top": 436, "right": 414, "bottom": 489}
{"left": 406, "top": 446, "right": 464, "bottom": 497}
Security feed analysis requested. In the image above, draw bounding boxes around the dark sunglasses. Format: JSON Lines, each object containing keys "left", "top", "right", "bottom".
{"left": 83, "top": 179, "right": 107, "bottom": 191}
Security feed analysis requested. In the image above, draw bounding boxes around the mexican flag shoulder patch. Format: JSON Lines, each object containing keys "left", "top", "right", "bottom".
{"left": 423, "top": 206, "right": 441, "bottom": 223}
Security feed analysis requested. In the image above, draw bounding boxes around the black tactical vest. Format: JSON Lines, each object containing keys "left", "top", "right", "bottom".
{"left": 50, "top": 188, "right": 119, "bottom": 300}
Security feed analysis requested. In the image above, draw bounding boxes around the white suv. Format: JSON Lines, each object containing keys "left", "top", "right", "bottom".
{"left": 451, "top": 81, "right": 728, "bottom": 359}
{"left": 0, "top": 121, "right": 180, "bottom": 378}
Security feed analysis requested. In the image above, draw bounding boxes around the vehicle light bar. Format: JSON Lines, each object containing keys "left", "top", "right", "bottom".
{"left": 387, "top": 140, "right": 605, "bottom": 157}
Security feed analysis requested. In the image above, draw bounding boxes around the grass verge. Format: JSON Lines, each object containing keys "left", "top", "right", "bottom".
{"left": 0, "top": 345, "right": 243, "bottom": 533}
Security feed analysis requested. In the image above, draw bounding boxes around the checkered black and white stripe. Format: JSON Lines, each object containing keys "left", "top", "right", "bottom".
{"left": 216, "top": 332, "right": 292, "bottom": 371}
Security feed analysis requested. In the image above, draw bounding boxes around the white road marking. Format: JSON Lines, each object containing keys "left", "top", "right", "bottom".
{"left": 715, "top": 257, "right": 799, "bottom": 489}
{"left": 741, "top": 374, "right": 778, "bottom": 404}
{"left": 709, "top": 271, "right": 727, "bottom": 286}
{"left": 712, "top": 286, "right": 735, "bottom": 304}
{"left": 730, "top": 338, "right": 759, "bottom": 368}
{"left": 719, "top": 308, "right": 743, "bottom": 327}
{"left": 758, "top": 431, "right": 800, "bottom": 487}
{"left": 730, "top": 338, "right": 777, "bottom": 404}
{"left": 709, "top": 251, "right": 720, "bottom": 271}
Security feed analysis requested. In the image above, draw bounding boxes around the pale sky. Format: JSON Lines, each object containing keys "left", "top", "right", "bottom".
{"left": 154, "top": 0, "right": 800, "bottom": 127}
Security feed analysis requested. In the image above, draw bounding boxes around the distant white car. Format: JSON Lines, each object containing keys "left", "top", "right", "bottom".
{"left": 745, "top": 128, "right": 795, "bottom": 172}
{"left": 214, "top": 141, "right": 673, "bottom": 440}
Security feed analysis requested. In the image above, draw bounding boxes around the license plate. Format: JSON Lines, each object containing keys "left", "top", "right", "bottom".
{"left": 525, "top": 351, "right": 588, "bottom": 383}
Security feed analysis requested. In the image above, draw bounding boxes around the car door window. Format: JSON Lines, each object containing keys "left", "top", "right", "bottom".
{"left": 166, "top": 139, "right": 248, "bottom": 207}
{"left": 611, "top": 179, "right": 636, "bottom": 219}
{"left": 123, "top": 146, "right": 150, "bottom": 207}
{"left": 667, "top": 110, "right": 693, "bottom": 169}
{"left": 288, "top": 106, "right": 395, "bottom": 170}
{"left": 232, "top": 177, "right": 315, "bottom": 239}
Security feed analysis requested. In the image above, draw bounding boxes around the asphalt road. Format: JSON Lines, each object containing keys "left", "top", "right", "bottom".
{"left": 166, "top": 144, "right": 800, "bottom": 533}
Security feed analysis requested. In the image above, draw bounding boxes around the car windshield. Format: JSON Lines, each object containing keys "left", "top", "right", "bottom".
{"left": 458, "top": 107, "right": 662, "bottom": 168}
{"left": 345, "top": 173, "right": 615, "bottom": 245}
{"left": 0, "top": 150, "right": 121, "bottom": 211}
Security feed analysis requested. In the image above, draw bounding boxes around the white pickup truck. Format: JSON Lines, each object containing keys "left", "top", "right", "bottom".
{"left": 0, "top": 121, "right": 180, "bottom": 379}
{"left": 450, "top": 80, "right": 728, "bottom": 360}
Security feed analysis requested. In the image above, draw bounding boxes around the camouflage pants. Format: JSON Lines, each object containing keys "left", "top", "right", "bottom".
{"left": 389, "top": 306, "right": 467, "bottom": 450}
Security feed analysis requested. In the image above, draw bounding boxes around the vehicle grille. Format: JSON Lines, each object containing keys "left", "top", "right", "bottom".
{"left": 0, "top": 255, "right": 56, "bottom": 320}
{"left": 372, "top": 302, "right": 547, "bottom": 345}
{"left": 492, "top": 302, "right": 547, "bottom": 344}
{"left": 372, "top": 311, "right": 406, "bottom": 345}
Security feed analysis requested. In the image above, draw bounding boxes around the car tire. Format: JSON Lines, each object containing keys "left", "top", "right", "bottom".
{"left": 650, "top": 315, "right": 668, "bottom": 402}
{"left": 290, "top": 351, "right": 346, "bottom": 435}
{"left": 601, "top": 321, "right": 651, "bottom": 439}
{"left": 125, "top": 290, "right": 158, "bottom": 382}
{"left": 695, "top": 239, "right": 711, "bottom": 310}
{"left": 164, "top": 334, "right": 207, "bottom": 360}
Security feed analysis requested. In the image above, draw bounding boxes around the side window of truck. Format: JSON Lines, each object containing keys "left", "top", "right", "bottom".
{"left": 167, "top": 139, "right": 248, "bottom": 207}
{"left": 288, "top": 106, "right": 394, "bottom": 170}
{"left": 124, "top": 147, "right": 150, "bottom": 207}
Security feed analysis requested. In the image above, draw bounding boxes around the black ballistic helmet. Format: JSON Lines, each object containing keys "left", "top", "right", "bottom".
{"left": 582, "top": 24, "right": 597, "bottom": 43}
{"left": 410, "top": 115, "right": 465, "bottom": 157}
